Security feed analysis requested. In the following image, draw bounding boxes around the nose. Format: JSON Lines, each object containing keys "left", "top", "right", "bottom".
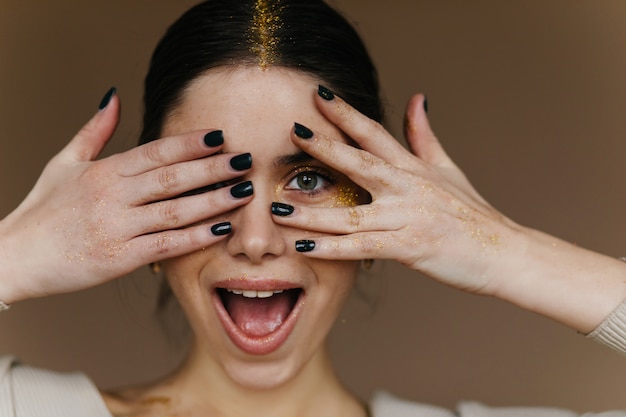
{"left": 226, "top": 186, "right": 286, "bottom": 263}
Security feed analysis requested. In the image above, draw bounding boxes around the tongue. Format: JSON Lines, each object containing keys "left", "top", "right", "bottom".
{"left": 227, "top": 292, "right": 294, "bottom": 337}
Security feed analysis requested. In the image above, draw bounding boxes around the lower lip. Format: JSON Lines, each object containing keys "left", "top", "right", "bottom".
{"left": 212, "top": 291, "right": 305, "bottom": 355}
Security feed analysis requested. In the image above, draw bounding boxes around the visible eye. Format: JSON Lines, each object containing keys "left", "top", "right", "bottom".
{"left": 285, "top": 169, "right": 332, "bottom": 194}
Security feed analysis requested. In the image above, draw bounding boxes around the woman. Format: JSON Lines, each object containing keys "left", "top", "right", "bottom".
{"left": 1, "top": 1, "right": 625, "bottom": 415}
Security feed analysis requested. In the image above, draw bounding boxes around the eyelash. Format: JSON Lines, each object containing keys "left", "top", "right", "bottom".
{"left": 284, "top": 166, "right": 337, "bottom": 197}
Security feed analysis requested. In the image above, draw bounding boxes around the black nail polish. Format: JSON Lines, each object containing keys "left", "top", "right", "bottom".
{"left": 294, "top": 123, "right": 313, "bottom": 139}
{"left": 211, "top": 222, "right": 232, "bottom": 236}
{"left": 423, "top": 96, "right": 428, "bottom": 114}
{"left": 230, "top": 181, "right": 253, "bottom": 198}
{"left": 271, "top": 202, "right": 294, "bottom": 216}
{"left": 98, "top": 87, "right": 116, "bottom": 110}
{"left": 295, "top": 240, "right": 315, "bottom": 252}
{"left": 204, "top": 130, "right": 224, "bottom": 147}
{"left": 230, "top": 153, "right": 252, "bottom": 171}
{"left": 318, "top": 85, "right": 335, "bottom": 101}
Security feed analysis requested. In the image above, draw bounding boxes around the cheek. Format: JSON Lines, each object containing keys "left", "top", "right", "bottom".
{"left": 328, "top": 182, "right": 370, "bottom": 208}
{"left": 278, "top": 180, "right": 369, "bottom": 209}
{"left": 162, "top": 252, "right": 208, "bottom": 303}
{"left": 315, "top": 259, "right": 360, "bottom": 301}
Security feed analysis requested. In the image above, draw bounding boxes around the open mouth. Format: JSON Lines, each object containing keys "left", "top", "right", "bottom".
{"left": 214, "top": 285, "right": 305, "bottom": 355}
{"left": 217, "top": 288, "right": 302, "bottom": 336}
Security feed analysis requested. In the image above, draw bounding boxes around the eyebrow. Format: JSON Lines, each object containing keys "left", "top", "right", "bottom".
{"left": 273, "top": 151, "right": 315, "bottom": 167}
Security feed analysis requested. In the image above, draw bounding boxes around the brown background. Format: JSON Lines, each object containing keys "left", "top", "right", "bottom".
{"left": 1, "top": 0, "right": 626, "bottom": 411}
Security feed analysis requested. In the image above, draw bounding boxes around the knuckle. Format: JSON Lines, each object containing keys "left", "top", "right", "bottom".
{"left": 356, "top": 237, "right": 383, "bottom": 255}
{"left": 202, "top": 157, "right": 222, "bottom": 177}
{"left": 202, "top": 193, "right": 220, "bottom": 212}
{"left": 152, "top": 234, "right": 176, "bottom": 255}
{"left": 156, "top": 166, "right": 179, "bottom": 192}
{"left": 180, "top": 133, "right": 198, "bottom": 155}
{"left": 347, "top": 207, "right": 363, "bottom": 232}
{"left": 142, "top": 143, "right": 166, "bottom": 165}
{"left": 156, "top": 201, "right": 181, "bottom": 226}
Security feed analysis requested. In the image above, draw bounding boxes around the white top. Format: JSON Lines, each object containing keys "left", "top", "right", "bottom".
{"left": 2, "top": 301, "right": 626, "bottom": 417}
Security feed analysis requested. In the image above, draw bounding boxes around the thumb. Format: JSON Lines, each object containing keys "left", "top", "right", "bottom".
{"left": 404, "top": 94, "right": 451, "bottom": 167}
{"left": 405, "top": 94, "right": 490, "bottom": 205}
{"left": 61, "top": 87, "right": 121, "bottom": 162}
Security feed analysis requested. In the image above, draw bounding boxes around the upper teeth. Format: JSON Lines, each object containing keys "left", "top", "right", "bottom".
{"left": 227, "top": 289, "right": 284, "bottom": 298}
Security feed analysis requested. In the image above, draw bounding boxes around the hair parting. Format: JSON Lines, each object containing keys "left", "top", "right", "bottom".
{"left": 250, "top": 0, "right": 284, "bottom": 70}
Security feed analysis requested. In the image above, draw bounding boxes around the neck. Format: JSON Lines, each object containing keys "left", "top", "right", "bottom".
{"left": 158, "top": 341, "right": 366, "bottom": 417}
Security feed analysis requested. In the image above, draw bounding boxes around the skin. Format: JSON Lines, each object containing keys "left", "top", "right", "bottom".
{"left": 1, "top": 47, "right": 625, "bottom": 417}
{"left": 102, "top": 67, "right": 369, "bottom": 417}
{"left": 0, "top": 94, "right": 253, "bottom": 304}
{"left": 273, "top": 90, "right": 626, "bottom": 334}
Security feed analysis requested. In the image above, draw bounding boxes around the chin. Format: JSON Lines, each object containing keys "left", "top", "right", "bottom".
{"left": 220, "top": 354, "right": 305, "bottom": 390}
{"left": 166, "top": 258, "right": 357, "bottom": 391}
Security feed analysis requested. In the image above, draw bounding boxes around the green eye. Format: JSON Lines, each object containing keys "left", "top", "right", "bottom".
{"left": 296, "top": 173, "right": 318, "bottom": 190}
{"left": 286, "top": 171, "right": 329, "bottom": 193}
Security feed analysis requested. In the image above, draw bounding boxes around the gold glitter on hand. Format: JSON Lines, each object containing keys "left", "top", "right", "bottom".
{"left": 456, "top": 205, "right": 501, "bottom": 254}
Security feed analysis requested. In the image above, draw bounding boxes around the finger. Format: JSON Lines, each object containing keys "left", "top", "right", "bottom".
{"left": 128, "top": 220, "right": 234, "bottom": 265}
{"left": 271, "top": 203, "right": 404, "bottom": 234}
{"left": 403, "top": 94, "right": 452, "bottom": 166}
{"left": 115, "top": 129, "right": 226, "bottom": 177}
{"left": 291, "top": 123, "right": 414, "bottom": 196}
{"left": 313, "top": 86, "right": 414, "bottom": 167}
{"left": 404, "top": 95, "right": 489, "bottom": 205}
{"left": 293, "top": 231, "right": 416, "bottom": 264}
{"left": 132, "top": 181, "right": 254, "bottom": 235}
{"left": 128, "top": 152, "right": 252, "bottom": 204}
{"left": 61, "top": 87, "right": 120, "bottom": 162}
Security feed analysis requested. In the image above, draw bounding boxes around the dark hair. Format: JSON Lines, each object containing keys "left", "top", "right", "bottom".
{"left": 141, "top": 0, "right": 383, "bottom": 311}
{"left": 139, "top": 0, "right": 382, "bottom": 146}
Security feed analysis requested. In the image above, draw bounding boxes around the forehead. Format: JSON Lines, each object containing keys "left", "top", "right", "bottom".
{"left": 162, "top": 66, "right": 344, "bottom": 154}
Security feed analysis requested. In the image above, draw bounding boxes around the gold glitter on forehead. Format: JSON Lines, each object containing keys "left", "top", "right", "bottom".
{"left": 249, "top": 0, "right": 284, "bottom": 70}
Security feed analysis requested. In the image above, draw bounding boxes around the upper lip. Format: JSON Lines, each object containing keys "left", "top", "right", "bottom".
{"left": 212, "top": 278, "right": 304, "bottom": 292}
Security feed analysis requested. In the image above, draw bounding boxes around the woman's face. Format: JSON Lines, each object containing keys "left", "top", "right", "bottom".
{"left": 161, "top": 67, "right": 365, "bottom": 389}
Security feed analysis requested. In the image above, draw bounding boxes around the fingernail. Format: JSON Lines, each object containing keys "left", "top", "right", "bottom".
{"left": 230, "top": 153, "right": 252, "bottom": 171}
{"left": 211, "top": 221, "right": 232, "bottom": 236}
{"left": 294, "top": 123, "right": 313, "bottom": 139}
{"left": 98, "top": 87, "right": 116, "bottom": 110}
{"left": 423, "top": 95, "right": 428, "bottom": 114}
{"left": 318, "top": 85, "right": 335, "bottom": 101}
{"left": 230, "top": 181, "right": 253, "bottom": 198}
{"left": 204, "top": 130, "right": 224, "bottom": 147}
{"left": 271, "top": 202, "right": 294, "bottom": 216}
{"left": 295, "top": 240, "right": 315, "bottom": 252}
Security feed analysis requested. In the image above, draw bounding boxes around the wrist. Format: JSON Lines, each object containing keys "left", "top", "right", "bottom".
{"left": 0, "top": 220, "right": 27, "bottom": 305}
{"left": 489, "top": 224, "right": 626, "bottom": 332}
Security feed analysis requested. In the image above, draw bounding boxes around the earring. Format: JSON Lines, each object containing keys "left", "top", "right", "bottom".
{"left": 362, "top": 259, "right": 374, "bottom": 270}
{"left": 150, "top": 262, "right": 161, "bottom": 274}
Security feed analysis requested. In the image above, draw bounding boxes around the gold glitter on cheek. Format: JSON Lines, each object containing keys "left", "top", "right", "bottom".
{"left": 249, "top": 0, "right": 284, "bottom": 70}
{"left": 330, "top": 184, "right": 360, "bottom": 207}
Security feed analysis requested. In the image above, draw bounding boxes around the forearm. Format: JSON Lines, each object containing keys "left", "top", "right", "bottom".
{"left": 488, "top": 224, "right": 626, "bottom": 334}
